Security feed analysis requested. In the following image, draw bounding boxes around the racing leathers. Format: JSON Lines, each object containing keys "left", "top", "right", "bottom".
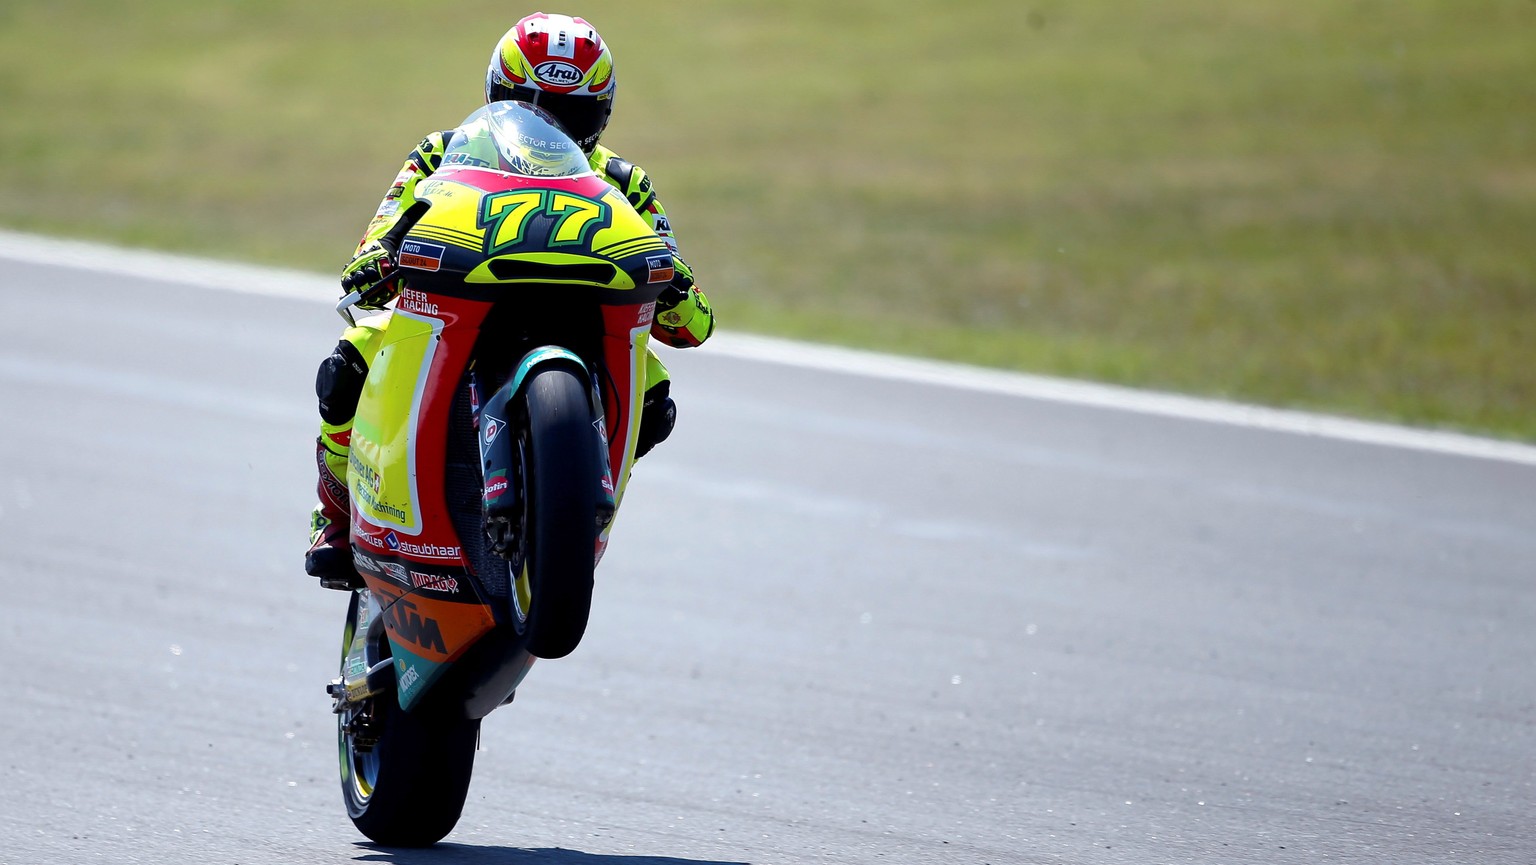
{"left": 305, "top": 129, "right": 714, "bottom": 585}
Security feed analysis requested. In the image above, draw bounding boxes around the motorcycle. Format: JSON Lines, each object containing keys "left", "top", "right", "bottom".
{"left": 325, "top": 101, "right": 673, "bottom": 846}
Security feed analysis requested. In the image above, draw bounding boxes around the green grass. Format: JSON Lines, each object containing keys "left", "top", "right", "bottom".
{"left": 3, "top": 1, "right": 1533, "bottom": 438}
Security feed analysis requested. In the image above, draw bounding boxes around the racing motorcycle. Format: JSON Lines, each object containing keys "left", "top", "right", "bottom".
{"left": 325, "top": 101, "right": 673, "bottom": 846}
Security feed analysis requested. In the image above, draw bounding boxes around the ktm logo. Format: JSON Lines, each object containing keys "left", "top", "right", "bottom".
{"left": 534, "top": 61, "right": 583, "bottom": 85}
{"left": 385, "top": 598, "right": 446, "bottom": 654}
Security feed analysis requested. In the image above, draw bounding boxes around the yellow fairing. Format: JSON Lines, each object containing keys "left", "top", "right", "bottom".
{"left": 349, "top": 310, "right": 443, "bottom": 535}
{"left": 408, "top": 174, "right": 668, "bottom": 288}
{"left": 406, "top": 178, "right": 489, "bottom": 254}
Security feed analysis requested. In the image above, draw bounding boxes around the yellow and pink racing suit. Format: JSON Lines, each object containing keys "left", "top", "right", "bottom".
{"left": 311, "top": 130, "right": 715, "bottom": 549}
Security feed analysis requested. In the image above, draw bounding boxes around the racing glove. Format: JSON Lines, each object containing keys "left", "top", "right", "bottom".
{"left": 340, "top": 240, "right": 401, "bottom": 309}
{"left": 652, "top": 255, "right": 714, "bottom": 348}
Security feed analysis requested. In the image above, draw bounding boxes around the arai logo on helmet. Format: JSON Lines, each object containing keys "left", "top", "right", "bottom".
{"left": 533, "top": 61, "right": 583, "bottom": 86}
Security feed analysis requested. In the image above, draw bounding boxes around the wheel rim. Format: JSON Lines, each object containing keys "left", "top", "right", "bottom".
{"left": 340, "top": 708, "right": 381, "bottom": 803}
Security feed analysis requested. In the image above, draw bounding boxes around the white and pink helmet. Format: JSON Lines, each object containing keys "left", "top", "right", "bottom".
{"left": 484, "top": 13, "right": 616, "bottom": 152}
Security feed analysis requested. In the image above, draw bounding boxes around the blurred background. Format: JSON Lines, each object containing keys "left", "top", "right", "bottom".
{"left": 3, "top": 0, "right": 1532, "bottom": 438}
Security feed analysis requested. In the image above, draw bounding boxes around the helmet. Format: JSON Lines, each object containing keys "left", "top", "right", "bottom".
{"left": 484, "top": 13, "right": 616, "bottom": 153}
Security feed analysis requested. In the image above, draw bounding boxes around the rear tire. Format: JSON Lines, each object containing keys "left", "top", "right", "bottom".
{"left": 338, "top": 600, "right": 480, "bottom": 847}
{"left": 522, "top": 364, "right": 600, "bottom": 659}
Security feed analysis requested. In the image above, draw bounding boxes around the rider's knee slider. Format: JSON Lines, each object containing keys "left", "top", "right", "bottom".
{"left": 316, "top": 340, "right": 369, "bottom": 425}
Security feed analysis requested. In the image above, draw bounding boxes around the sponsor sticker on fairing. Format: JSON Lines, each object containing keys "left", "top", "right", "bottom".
{"left": 484, "top": 469, "right": 510, "bottom": 502}
{"left": 483, "top": 415, "right": 506, "bottom": 445}
{"left": 384, "top": 531, "right": 463, "bottom": 561}
{"left": 410, "top": 571, "right": 461, "bottom": 594}
{"left": 398, "top": 664, "right": 421, "bottom": 695}
{"left": 397, "top": 287, "right": 440, "bottom": 315}
{"left": 399, "top": 240, "right": 445, "bottom": 272}
{"left": 379, "top": 561, "right": 409, "bottom": 584}
{"left": 646, "top": 254, "right": 674, "bottom": 284}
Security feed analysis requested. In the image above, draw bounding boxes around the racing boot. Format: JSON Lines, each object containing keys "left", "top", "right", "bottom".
{"left": 305, "top": 433, "right": 360, "bottom": 590}
{"left": 633, "top": 349, "right": 676, "bottom": 459}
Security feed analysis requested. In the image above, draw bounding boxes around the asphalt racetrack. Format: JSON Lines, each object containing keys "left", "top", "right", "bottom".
{"left": 2, "top": 246, "right": 1534, "bottom": 864}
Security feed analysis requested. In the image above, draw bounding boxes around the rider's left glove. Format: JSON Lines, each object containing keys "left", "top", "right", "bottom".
{"left": 653, "top": 255, "right": 714, "bottom": 348}
{"left": 340, "top": 240, "right": 401, "bottom": 309}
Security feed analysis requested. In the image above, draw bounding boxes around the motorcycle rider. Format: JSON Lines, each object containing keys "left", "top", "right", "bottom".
{"left": 305, "top": 12, "right": 715, "bottom": 586}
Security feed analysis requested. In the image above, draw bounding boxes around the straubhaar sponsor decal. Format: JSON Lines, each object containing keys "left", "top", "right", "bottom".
{"left": 384, "top": 531, "right": 462, "bottom": 561}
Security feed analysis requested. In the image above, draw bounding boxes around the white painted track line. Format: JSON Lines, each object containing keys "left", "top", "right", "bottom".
{"left": 4, "top": 228, "right": 1533, "bottom": 466}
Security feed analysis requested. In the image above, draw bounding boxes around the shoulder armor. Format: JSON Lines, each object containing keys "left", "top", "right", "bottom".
{"left": 407, "top": 130, "right": 452, "bottom": 175}
{"left": 600, "top": 154, "right": 657, "bottom": 212}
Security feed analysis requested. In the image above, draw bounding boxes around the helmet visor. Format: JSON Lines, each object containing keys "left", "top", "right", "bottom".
{"left": 488, "top": 83, "right": 611, "bottom": 152}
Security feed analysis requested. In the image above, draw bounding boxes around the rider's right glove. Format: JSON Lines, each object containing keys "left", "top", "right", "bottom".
{"left": 339, "top": 240, "right": 400, "bottom": 309}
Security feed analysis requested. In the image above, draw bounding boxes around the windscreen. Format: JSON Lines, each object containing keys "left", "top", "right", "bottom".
{"left": 440, "top": 101, "right": 592, "bottom": 178}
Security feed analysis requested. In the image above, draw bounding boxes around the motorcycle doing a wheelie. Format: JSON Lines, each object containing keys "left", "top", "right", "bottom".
{"left": 324, "top": 101, "right": 675, "bottom": 847}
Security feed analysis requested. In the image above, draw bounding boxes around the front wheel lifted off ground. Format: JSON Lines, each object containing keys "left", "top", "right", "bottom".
{"left": 521, "top": 364, "right": 600, "bottom": 660}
